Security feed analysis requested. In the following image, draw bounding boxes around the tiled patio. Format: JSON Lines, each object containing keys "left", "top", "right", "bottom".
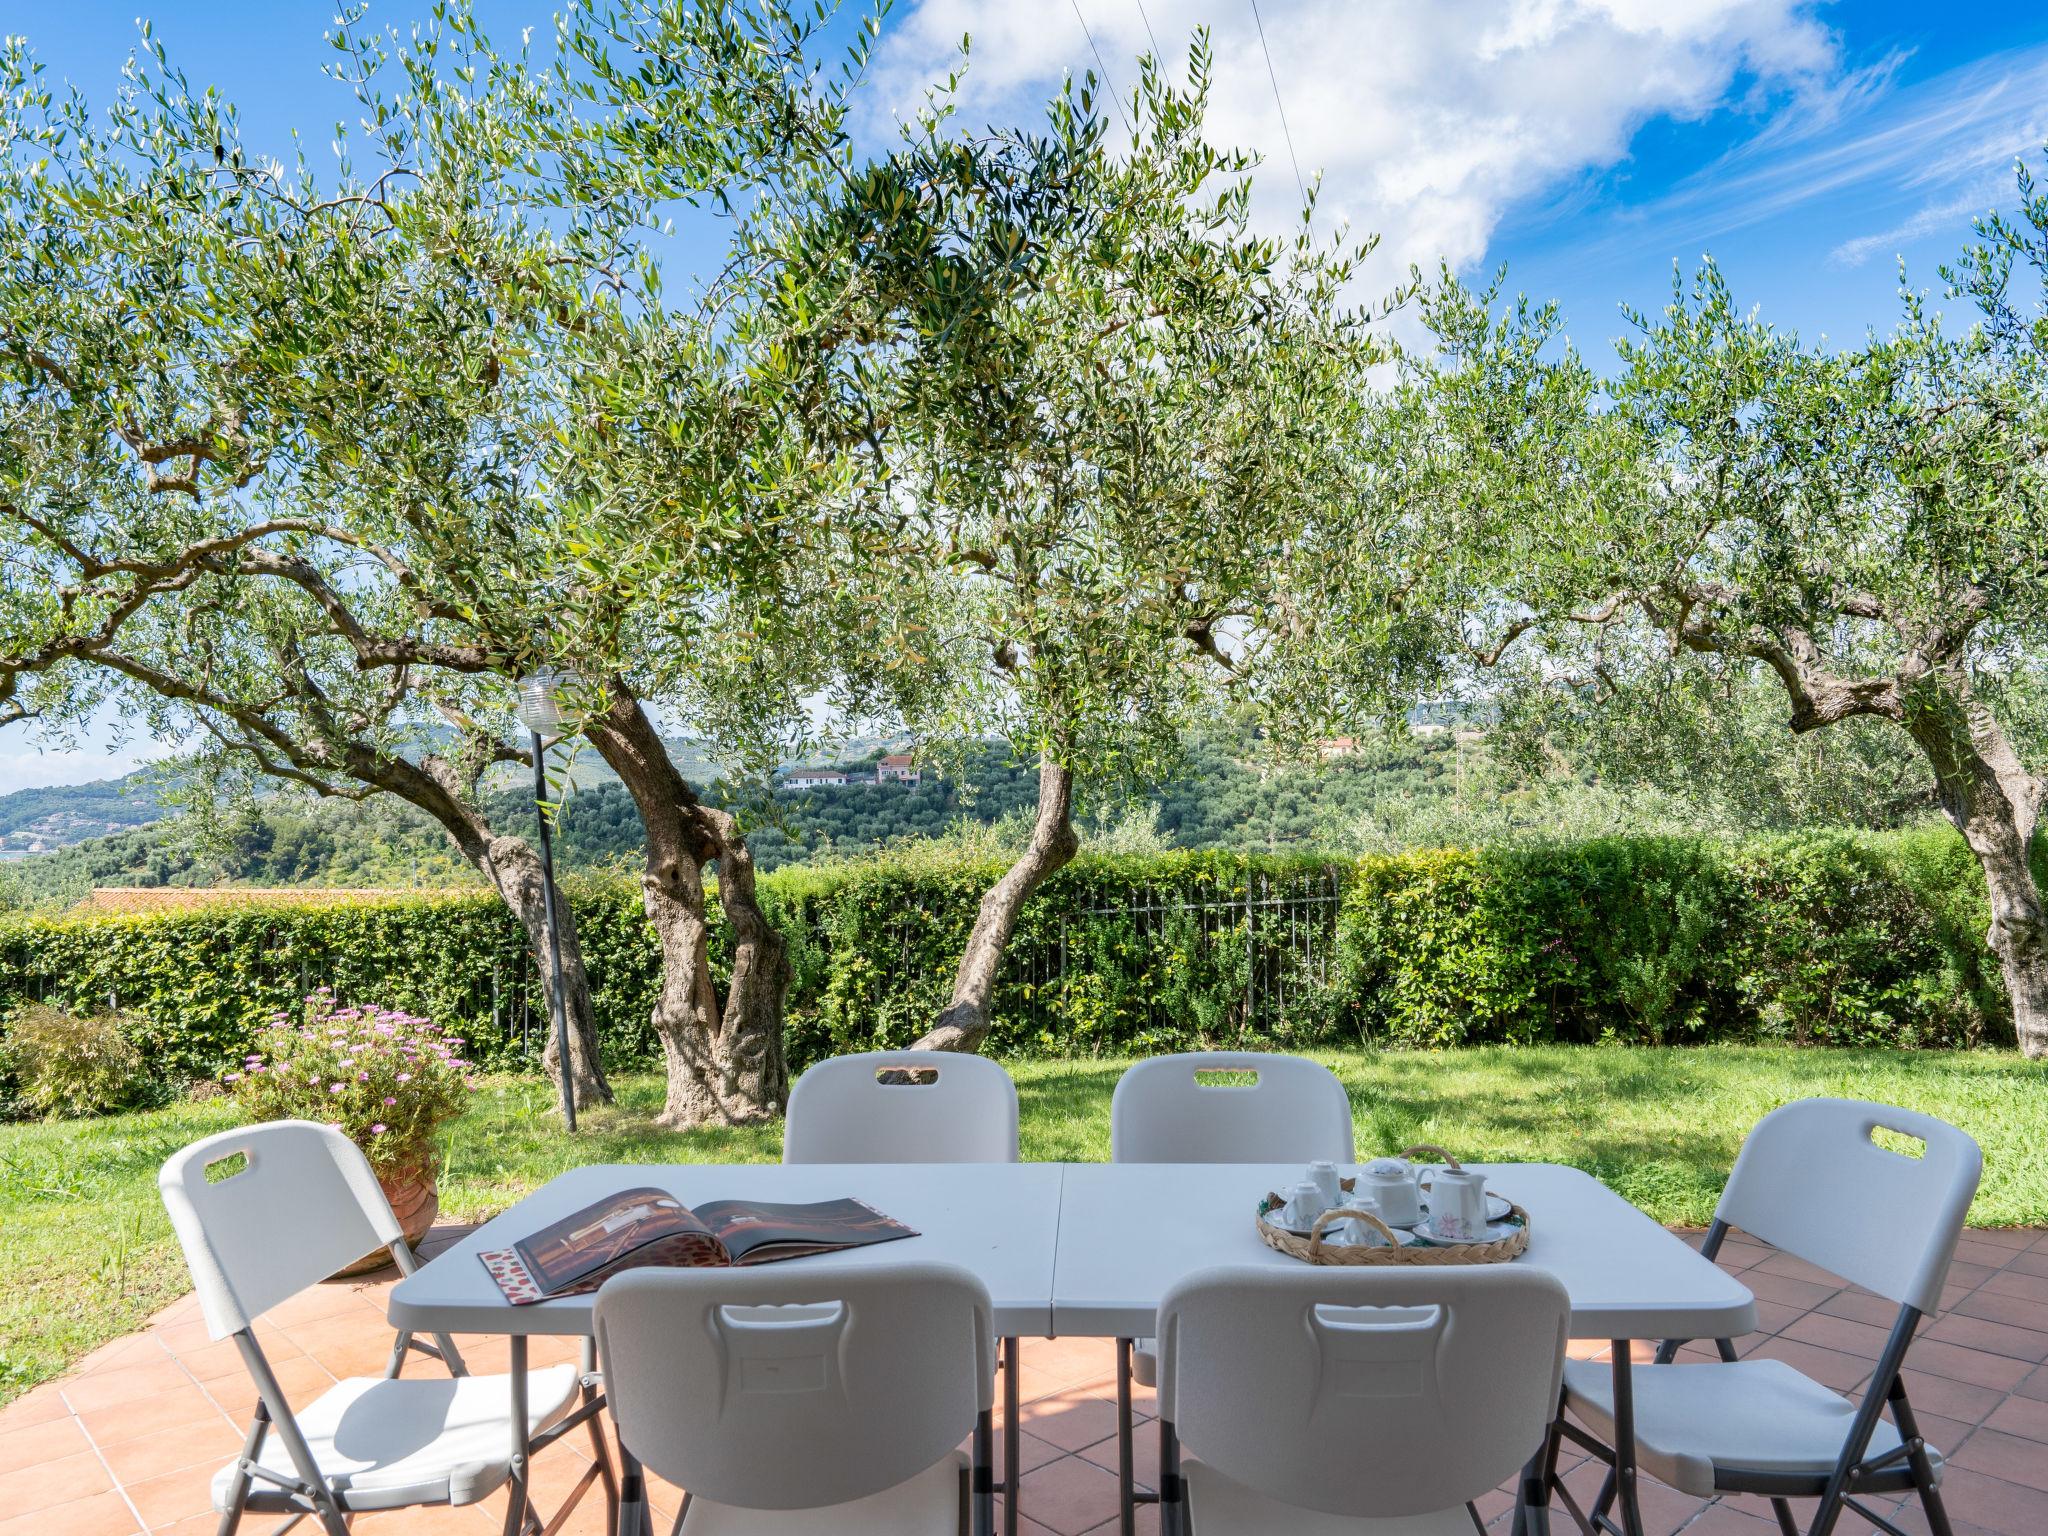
{"left": 4, "top": 1224, "right": 2046, "bottom": 1536}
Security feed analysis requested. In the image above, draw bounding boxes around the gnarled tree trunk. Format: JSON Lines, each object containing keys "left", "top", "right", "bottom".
{"left": 373, "top": 755, "right": 613, "bottom": 1109}
{"left": 911, "top": 756, "right": 1078, "bottom": 1054}
{"left": 1903, "top": 687, "right": 2048, "bottom": 1059}
{"left": 586, "top": 690, "right": 789, "bottom": 1127}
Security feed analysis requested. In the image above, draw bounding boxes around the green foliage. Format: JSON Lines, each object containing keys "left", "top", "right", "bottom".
{"left": 0, "top": 834, "right": 2008, "bottom": 1089}
{"left": 0, "top": 1003, "right": 147, "bottom": 1119}
{"left": 224, "top": 990, "right": 474, "bottom": 1176}
{"left": 1339, "top": 833, "right": 1999, "bottom": 1049}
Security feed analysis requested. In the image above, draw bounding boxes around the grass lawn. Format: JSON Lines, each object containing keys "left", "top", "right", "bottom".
{"left": 3, "top": 1043, "right": 2043, "bottom": 1406}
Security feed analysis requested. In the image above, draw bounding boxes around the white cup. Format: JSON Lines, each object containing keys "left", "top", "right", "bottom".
{"left": 1327, "top": 1204, "right": 1396, "bottom": 1248}
{"left": 1307, "top": 1160, "right": 1343, "bottom": 1209}
{"left": 1279, "top": 1180, "right": 1329, "bottom": 1230}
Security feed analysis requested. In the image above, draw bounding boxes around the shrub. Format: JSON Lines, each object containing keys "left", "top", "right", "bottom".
{"left": 0, "top": 831, "right": 2010, "bottom": 1074}
{"left": 225, "top": 990, "right": 474, "bottom": 1175}
{"left": 0, "top": 1004, "right": 147, "bottom": 1119}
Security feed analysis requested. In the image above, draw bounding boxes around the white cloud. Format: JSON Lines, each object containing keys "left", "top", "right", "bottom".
{"left": 868, "top": 0, "right": 1842, "bottom": 286}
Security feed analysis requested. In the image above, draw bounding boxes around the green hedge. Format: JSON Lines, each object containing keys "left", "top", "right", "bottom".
{"left": 0, "top": 830, "right": 2010, "bottom": 1100}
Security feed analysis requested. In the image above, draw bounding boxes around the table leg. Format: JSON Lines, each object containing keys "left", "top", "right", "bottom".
{"left": 1117, "top": 1338, "right": 1135, "bottom": 1536}
{"left": 502, "top": 1336, "right": 531, "bottom": 1536}
{"left": 1611, "top": 1341, "right": 1645, "bottom": 1536}
{"left": 1003, "top": 1335, "right": 1021, "bottom": 1536}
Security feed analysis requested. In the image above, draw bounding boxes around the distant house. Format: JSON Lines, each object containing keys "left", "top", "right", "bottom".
{"left": 782, "top": 770, "right": 851, "bottom": 791}
{"left": 875, "top": 753, "right": 921, "bottom": 786}
{"left": 1314, "top": 737, "right": 1359, "bottom": 760}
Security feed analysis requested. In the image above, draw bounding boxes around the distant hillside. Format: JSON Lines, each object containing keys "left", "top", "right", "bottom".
{"left": 0, "top": 734, "right": 1492, "bottom": 909}
{"left": 0, "top": 773, "right": 169, "bottom": 857}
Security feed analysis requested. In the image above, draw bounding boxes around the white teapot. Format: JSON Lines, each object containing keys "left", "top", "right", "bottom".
{"left": 1353, "top": 1156, "right": 1424, "bottom": 1227}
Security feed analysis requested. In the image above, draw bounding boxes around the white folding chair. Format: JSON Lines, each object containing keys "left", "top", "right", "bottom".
{"left": 594, "top": 1259, "right": 998, "bottom": 1536}
{"left": 1108, "top": 1050, "right": 1356, "bottom": 1533}
{"left": 782, "top": 1047, "right": 1023, "bottom": 1528}
{"left": 1549, "top": 1098, "right": 1981, "bottom": 1536}
{"left": 1156, "top": 1263, "right": 1571, "bottom": 1535}
{"left": 782, "top": 1048, "right": 1020, "bottom": 1165}
{"left": 160, "top": 1120, "right": 614, "bottom": 1536}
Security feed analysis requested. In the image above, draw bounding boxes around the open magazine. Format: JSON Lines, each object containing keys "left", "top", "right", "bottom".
{"left": 479, "top": 1186, "right": 919, "bottom": 1305}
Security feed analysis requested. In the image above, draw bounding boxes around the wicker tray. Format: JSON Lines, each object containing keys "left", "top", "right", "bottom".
{"left": 1255, "top": 1148, "right": 1530, "bottom": 1266}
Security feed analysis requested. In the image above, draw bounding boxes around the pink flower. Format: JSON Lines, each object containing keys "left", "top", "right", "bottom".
{"left": 396, "top": 1072, "right": 412, "bottom": 1083}
{"left": 369, "top": 1123, "right": 387, "bottom": 1135}
{"left": 329, "top": 1082, "right": 347, "bottom": 1095}
{"left": 222, "top": 1072, "right": 243, "bottom": 1083}
{"left": 383, "top": 1096, "right": 398, "bottom": 1106}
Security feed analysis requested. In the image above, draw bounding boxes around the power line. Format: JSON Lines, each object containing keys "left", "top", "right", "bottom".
{"left": 1132, "top": 0, "right": 1161, "bottom": 60}
{"left": 1248, "top": 0, "right": 1310, "bottom": 219}
{"left": 1070, "top": 0, "right": 1133, "bottom": 133}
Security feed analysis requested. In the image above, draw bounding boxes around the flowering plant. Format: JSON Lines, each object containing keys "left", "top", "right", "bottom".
{"left": 225, "top": 990, "right": 474, "bottom": 1175}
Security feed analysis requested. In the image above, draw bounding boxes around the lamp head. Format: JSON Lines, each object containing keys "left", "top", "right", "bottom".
{"left": 514, "top": 669, "right": 574, "bottom": 736}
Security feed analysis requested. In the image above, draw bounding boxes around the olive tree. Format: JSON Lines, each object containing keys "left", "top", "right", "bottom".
{"left": 0, "top": 1, "right": 897, "bottom": 1114}
{"left": 1400, "top": 166, "right": 2048, "bottom": 1056}
{"left": 857, "top": 46, "right": 1401, "bottom": 1053}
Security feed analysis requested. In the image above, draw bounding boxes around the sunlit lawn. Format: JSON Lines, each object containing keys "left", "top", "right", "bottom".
{"left": 4, "top": 1043, "right": 2043, "bottom": 1405}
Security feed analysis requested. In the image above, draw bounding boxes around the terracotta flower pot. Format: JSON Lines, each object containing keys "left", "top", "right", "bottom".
{"left": 332, "top": 1160, "right": 442, "bottom": 1279}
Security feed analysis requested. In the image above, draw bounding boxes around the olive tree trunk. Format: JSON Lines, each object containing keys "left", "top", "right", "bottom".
{"left": 378, "top": 755, "right": 613, "bottom": 1109}
{"left": 1903, "top": 690, "right": 2048, "bottom": 1059}
{"left": 911, "top": 756, "right": 1079, "bottom": 1054}
{"left": 587, "top": 692, "right": 789, "bottom": 1127}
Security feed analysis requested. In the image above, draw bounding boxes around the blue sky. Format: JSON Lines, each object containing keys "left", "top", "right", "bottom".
{"left": 4, "top": 0, "right": 2047, "bottom": 789}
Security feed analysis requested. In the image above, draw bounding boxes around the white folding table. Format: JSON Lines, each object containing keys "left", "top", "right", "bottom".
{"left": 389, "top": 1161, "right": 1064, "bottom": 1536}
{"left": 389, "top": 1160, "right": 1753, "bottom": 1536}
{"left": 1053, "top": 1161, "right": 1757, "bottom": 1536}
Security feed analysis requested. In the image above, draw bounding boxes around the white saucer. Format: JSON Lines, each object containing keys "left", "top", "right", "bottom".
{"left": 1412, "top": 1215, "right": 1520, "bottom": 1246}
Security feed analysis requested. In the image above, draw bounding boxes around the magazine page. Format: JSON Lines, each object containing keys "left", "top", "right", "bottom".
{"left": 477, "top": 1186, "right": 728, "bottom": 1304}
{"left": 690, "top": 1197, "right": 919, "bottom": 1265}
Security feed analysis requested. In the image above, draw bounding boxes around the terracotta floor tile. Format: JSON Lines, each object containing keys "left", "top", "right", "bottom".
{"left": 70, "top": 1334, "right": 171, "bottom": 1376}
{"left": 119, "top": 1461, "right": 219, "bottom": 1530}
{"left": 76, "top": 1383, "right": 229, "bottom": 1449}
{"left": 1742, "top": 1269, "right": 1844, "bottom": 1310}
{"left": 1924, "top": 1312, "right": 2048, "bottom": 1364}
{"left": 1902, "top": 1338, "right": 2033, "bottom": 1392}
{"left": 1951, "top": 1288, "right": 2048, "bottom": 1333}
{"left": 1950, "top": 1425, "right": 2048, "bottom": 1494}
{"left": 0, "top": 1489, "right": 141, "bottom": 1536}
{"left": 1817, "top": 1288, "right": 1904, "bottom": 1329}
{"left": 1934, "top": 1465, "right": 2048, "bottom": 1535}
{"left": 1077, "top": 1414, "right": 1159, "bottom": 1479}
{"left": 0, "top": 1382, "right": 73, "bottom": 1428}
{"left": 1780, "top": 1310, "right": 1894, "bottom": 1360}
{"left": 0, "top": 1411, "right": 91, "bottom": 1476}
{"left": 0, "top": 1446, "right": 115, "bottom": 1514}
{"left": 1017, "top": 1452, "right": 1123, "bottom": 1535}
{"left": 1983, "top": 1391, "right": 2048, "bottom": 1444}
{"left": 1744, "top": 1336, "right": 1873, "bottom": 1394}
{"left": 1018, "top": 1388, "right": 1123, "bottom": 1453}
{"left": 1981, "top": 1269, "right": 2048, "bottom": 1305}
{"left": 1944, "top": 1261, "right": 2005, "bottom": 1294}
{"left": 1897, "top": 1369, "right": 2009, "bottom": 1424}
{"left": 1752, "top": 1251, "right": 1849, "bottom": 1288}
{"left": 1076, "top": 1502, "right": 1159, "bottom": 1534}
{"left": 60, "top": 1360, "right": 194, "bottom": 1416}
{"left": 1953, "top": 1238, "right": 2022, "bottom": 1271}
{"left": 97, "top": 1419, "right": 241, "bottom": 1488}
{"left": 260, "top": 1284, "right": 381, "bottom": 1329}
{"left": 199, "top": 1351, "right": 338, "bottom": 1422}
{"left": 2002, "top": 1250, "right": 2048, "bottom": 1280}
{"left": 1671, "top": 1502, "right": 1782, "bottom": 1536}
